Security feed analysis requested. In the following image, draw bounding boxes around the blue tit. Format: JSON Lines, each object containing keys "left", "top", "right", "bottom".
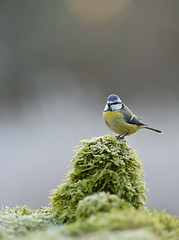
{"left": 103, "top": 94, "right": 162, "bottom": 139}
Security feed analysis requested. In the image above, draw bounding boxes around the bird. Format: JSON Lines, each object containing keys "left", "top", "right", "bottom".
{"left": 103, "top": 94, "right": 162, "bottom": 139}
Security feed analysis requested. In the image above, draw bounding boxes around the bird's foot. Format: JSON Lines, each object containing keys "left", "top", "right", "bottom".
{"left": 116, "top": 135, "right": 120, "bottom": 140}
{"left": 116, "top": 133, "right": 128, "bottom": 140}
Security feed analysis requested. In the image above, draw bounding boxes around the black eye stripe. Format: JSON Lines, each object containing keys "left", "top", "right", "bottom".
{"left": 110, "top": 102, "right": 120, "bottom": 105}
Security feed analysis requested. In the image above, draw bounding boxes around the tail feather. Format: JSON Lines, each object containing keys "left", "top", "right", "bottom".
{"left": 144, "top": 126, "right": 163, "bottom": 133}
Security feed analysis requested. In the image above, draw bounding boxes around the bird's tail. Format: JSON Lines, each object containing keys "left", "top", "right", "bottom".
{"left": 144, "top": 126, "right": 163, "bottom": 133}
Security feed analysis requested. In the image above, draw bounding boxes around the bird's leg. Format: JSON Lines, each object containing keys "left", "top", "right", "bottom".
{"left": 120, "top": 133, "right": 128, "bottom": 139}
{"left": 116, "top": 135, "right": 121, "bottom": 140}
{"left": 116, "top": 133, "right": 128, "bottom": 140}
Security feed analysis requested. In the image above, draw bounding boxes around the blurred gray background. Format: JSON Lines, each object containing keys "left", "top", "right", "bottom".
{"left": 0, "top": 0, "right": 179, "bottom": 214}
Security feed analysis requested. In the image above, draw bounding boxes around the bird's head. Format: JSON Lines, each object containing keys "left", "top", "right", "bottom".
{"left": 107, "top": 94, "right": 122, "bottom": 105}
{"left": 104, "top": 94, "right": 123, "bottom": 112}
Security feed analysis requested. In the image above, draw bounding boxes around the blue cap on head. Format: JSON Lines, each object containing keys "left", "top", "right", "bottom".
{"left": 107, "top": 94, "right": 122, "bottom": 103}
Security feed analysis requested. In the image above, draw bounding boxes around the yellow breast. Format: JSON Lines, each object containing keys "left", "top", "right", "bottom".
{"left": 103, "top": 110, "right": 142, "bottom": 135}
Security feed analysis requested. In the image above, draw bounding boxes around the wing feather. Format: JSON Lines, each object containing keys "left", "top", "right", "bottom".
{"left": 127, "top": 115, "right": 144, "bottom": 125}
{"left": 121, "top": 106, "right": 144, "bottom": 126}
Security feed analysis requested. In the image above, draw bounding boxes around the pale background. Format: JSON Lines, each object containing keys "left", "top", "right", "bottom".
{"left": 0, "top": 0, "right": 179, "bottom": 215}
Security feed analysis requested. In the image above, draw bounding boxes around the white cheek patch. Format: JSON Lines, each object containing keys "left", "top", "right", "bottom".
{"left": 104, "top": 104, "right": 108, "bottom": 112}
{"left": 111, "top": 103, "right": 123, "bottom": 111}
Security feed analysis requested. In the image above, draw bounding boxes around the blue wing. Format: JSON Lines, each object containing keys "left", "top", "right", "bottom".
{"left": 126, "top": 115, "right": 144, "bottom": 125}
{"left": 121, "top": 105, "right": 145, "bottom": 126}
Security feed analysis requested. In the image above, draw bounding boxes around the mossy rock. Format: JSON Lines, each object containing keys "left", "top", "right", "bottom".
{"left": 64, "top": 203, "right": 179, "bottom": 239}
{"left": 0, "top": 135, "right": 179, "bottom": 240}
{"left": 62, "top": 193, "right": 179, "bottom": 239}
{"left": 0, "top": 206, "right": 55, "bottom": 238}
{"left": 50, "top": 135, "right": 147, "bottom": 223}
{"left": 76, "top": 192, "right": 133, "bottom": 219}
{"left": 0, "top": 203, "right": 179, "bottom": 240}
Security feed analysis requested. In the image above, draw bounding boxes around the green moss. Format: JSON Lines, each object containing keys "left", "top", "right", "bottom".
{"left": 0, "top": 202, "right": 178, "bottom": 240}
{"left": 0, "top": 205, "right": 56, "bottom": 238}
{"left": 62, "top": 194, "right": 179, "bottom": 239}
{"left": 50, "top": 135, "right": 147, "bottom": 223}
{"left": 76, "top": 192, "right": 133, "bottom": 219}
{"left": 0, "top": 135, "right": 178, "bottom": 240}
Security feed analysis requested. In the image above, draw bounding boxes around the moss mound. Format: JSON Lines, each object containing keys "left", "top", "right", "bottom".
{"left": 76, "top": 192, "right": 132, "bottom": 219}
{"left": 50, "top": 135, "right": 147, "bottom": 223}
{"left": 0, "top": 135, "right": 179, "bottom": 240}
{"left": 0, "top": 206, "right": 55, "bottom": 238}
{"left": 63, "top": 194, "right": 179, "bottom": 238}
{"left": 0, "top": 199, "right": 178, "bottom": 240}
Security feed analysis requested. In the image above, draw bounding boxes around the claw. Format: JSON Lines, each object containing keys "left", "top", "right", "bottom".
{"left": 116, "top": 135, "right": 121, "bottom": 140}
{"left": 116, "top": 133, "right": 128, "bottom": 140}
